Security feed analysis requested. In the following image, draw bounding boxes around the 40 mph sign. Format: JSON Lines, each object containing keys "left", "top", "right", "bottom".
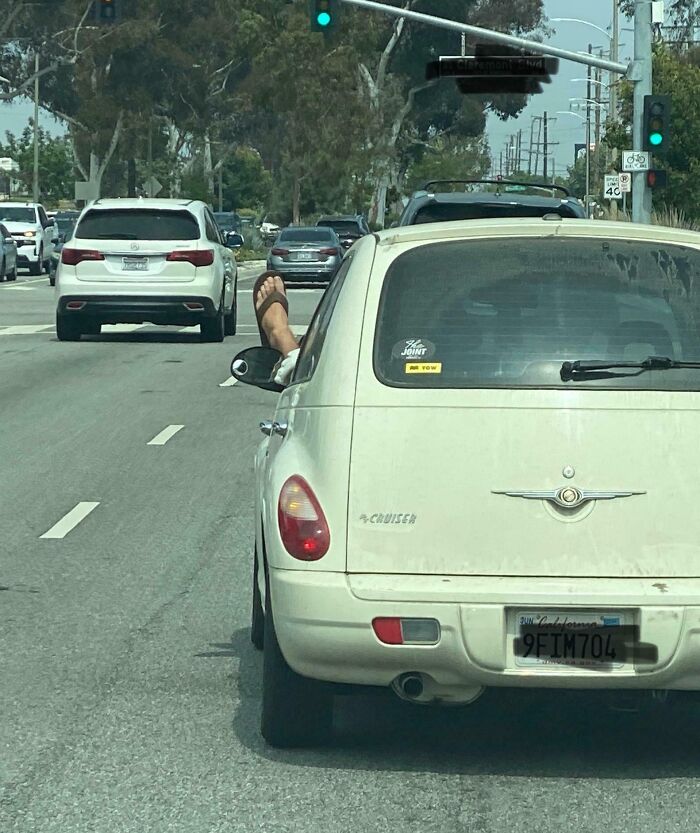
{"left": 604, "top": 174, "right": 622, "bottom": 201}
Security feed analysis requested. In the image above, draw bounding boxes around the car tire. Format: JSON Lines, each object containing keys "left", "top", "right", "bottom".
{"left": 251, "top": 548, "right": 265, "bottom": 651}
{"left": 83, "top": 320, "right": 101, "bottom": 336}
{"left": 28, "top": 249, "right": 42, "bottom": 276}
{"left": 49, "top": 274, "right": 56, "bottom": 287}
{"left": 0, "top": 257, "right": 5, "bottom": 281}
{"left": 224, "top": 299, "right": 237, "bottom": 336}
{"left": 200, "top": 298, "right": 225, "bottom": 343}
{"left": 261, "top": 582, "right": 333, "bottom": 748}
{"left": 6, "top": 267, "right": 16, "bottom": 281}
{"left": 56, "top": 313, "right": 82, "bottom": 342}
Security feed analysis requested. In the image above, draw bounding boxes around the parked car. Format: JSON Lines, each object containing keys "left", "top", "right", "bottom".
{"left": 267, "top": 226, "right": 343, "bottom": 285}
{"left": 315, "top": 214, "right": 370, "bottom": 250}
{"left": 0, "top": 222, "right": 18, "bottom": 281}
{"left": 397, "top": 179, "right": 587, "bottom": 226}
{"left": 0, "top": 202, "right": 56, "bottom": 274}
{"left": 231, "top": 215, "right": 700, "bottom": 748}
{"left": 56, "top": 198, "right": 238, "bottom": 342}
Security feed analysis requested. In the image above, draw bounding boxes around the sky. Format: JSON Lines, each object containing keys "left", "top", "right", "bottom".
{"left": 0, "top": 0, "right": 625, "bottom": 178}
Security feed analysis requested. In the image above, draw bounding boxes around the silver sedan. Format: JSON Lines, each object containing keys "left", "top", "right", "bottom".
{"left": 267, "top": 226, "right": 343, "bottom": 285}
{"left": 0, "top": 222, "right": 17, "bottom": 281}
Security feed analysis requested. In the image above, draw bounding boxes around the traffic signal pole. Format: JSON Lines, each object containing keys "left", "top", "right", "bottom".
{"left": 632, "top": 0, "right": 653, "bottom": 223}
{"left": 340, "top": 0, "right": 656, "bottom": 224}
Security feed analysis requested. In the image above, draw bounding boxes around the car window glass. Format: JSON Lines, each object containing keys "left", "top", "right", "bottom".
{"left": 38, "top": 206, "right": 48, "bottom": 226}
{"left": 292, "top": 254, "right": 353, "bottom": 384}
{"left": 374, "top": 237, "right": 700, "bottom": 392}
{"left": 75, "top": 209, "right": 200, "bottom": 241}
{"left": 412, "top": 202, "right": 578, "bottom": 223}
{"left": 0, "top": 207, "right": 35, "bottom": 223}
{"left": 204, "top": 212, "right": 222, "bottom": 243}
{"left": 280, "top": 228, "right": 334, "bottom": 243}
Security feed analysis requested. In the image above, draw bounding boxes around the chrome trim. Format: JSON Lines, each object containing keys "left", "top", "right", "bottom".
{"left": 492, "top": 488, "right": 646, "bottom": 509}
{"left": 259, "top": 420, "right": 273, "bottom": 437}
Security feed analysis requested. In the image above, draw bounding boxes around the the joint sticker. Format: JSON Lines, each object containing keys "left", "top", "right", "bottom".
{"left": 392, "top": 338, "right": 436, "bottom": 360}
{"left": 405, "top": 362, "right": 442, "bottom": 374}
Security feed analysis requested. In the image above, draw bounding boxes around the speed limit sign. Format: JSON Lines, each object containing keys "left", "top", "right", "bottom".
{"left": 604, "top": 174, "right": 622, "bottom": 201}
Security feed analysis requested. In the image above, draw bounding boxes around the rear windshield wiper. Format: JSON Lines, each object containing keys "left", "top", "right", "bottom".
{"left": 561, "top": 355, "right": 700, "bottom": 382}
{"left": 94, "top": 233, "right": 138, "bottom": 239}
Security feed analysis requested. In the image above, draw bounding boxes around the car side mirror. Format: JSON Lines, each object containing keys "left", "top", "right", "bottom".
{"left": 230, "top": 347, "right": 285, "bottom": 392}
{"left": 226, "top": 232, "right": 244, "bottom": 249}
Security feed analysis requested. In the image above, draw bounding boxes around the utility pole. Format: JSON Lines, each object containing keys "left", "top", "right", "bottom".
{"left": 32, "top": 51, "right": 39, "bottom": 204}
{"left": 632, "top": 0, "right": 653, "bottom": 223}
{"left": 218, "top": 165, "right": 223, "bottom": 213}
{"left": 543, "top": 112, "right": 548, "bottom": 180}
{"left": 610, "top": 0, "right": 619, "bottom": 118}
{"left": 594, "top": 57, "right": 602, "bottom": 204}
{"left": 585, "top": 43, "right": 592, "bottom": 217}
{"left": 528, "top": 118, "right": 536, "bottom": 174}
{"left": 516, "top": 129, "right": 522, "bottom": 173}
{"left": 534, "top": 117, "right": 542, "bottom": 177}
{"left": 499, "top": 150, "right": 503, "bottom": 176}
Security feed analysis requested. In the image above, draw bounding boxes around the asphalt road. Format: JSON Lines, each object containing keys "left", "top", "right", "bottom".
{"left": 3, "top": 264, "right": 700, "bottom": 832}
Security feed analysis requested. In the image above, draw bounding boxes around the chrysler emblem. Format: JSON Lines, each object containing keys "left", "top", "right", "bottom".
{"left": 493, "top": 487, "right": 645, "bottom": 509}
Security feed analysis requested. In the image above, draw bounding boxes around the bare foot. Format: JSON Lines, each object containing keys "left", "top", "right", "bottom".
{"left": 256, "top": 276, "right": 299, "bottom": 356}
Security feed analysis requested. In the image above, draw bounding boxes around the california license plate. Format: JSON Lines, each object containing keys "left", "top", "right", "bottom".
{"left": 513, "top": 610, "right": 633, "bottom": 669}
{"left": 122, "top": 257, "right": 149, "bottom": 271}
{"left": 295, "top": 251, "right": 314, "bottom": 261}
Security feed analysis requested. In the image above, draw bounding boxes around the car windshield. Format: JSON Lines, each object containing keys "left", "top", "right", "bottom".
{"left": 279, "top": 228, "right": 334, "bottom": 242}
{"left": 317, "top": 220, "right": 361, "bottom": 234}
{"left": 412, "top": 201, "right": 580, "bottom": 223}
{"left": 0, "top": 207, "right": 35, "bottom": 223}
{"left": 214, "top": 213, "right": 236, "bottom": 227}
{"left": 375, "top": 237, "right": 700, "bottom": 391}
{"left": 75, "top": 209, "right": 200, "bottom": 240}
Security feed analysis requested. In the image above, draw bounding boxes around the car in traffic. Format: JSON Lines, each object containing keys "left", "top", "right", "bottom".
{"left": 0, "top": 202, "right": 57, "bottom": 274}
{"left": 213, "top": 211, "right": 240, "bottom": 235}
{"left": 49, "top": 211, "right": 80, "bottom": 286}
{"left": 0, "top": 222, "right": 18, "bottom": 281}
{"left": 232, "top": 215, "right": 700, "bottom": 748}
{"left": 315, "top": 214, "right": 370, "bottom": 250}
{"left": 267, "top": 226, "right": 343, "bottom": 285}
{"left": 397, "top": 179, "right": 587, "bottom": 225}
{"left": 55, "top": 198, "right": 238, "bottom": 342}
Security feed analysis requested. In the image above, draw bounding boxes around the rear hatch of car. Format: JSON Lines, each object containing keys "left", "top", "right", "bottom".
{"left": 347, "top": 231, "right": 700, "bottom": 578}
{"left": 69, "top": 208, "right": 204, "bottom": 283}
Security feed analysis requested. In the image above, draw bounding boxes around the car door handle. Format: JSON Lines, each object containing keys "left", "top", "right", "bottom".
{"left": 259, "top": 420, "right": 273, "bottom": 436}
{"left": 272, "top": 421, "right": 288, "bottom": 437}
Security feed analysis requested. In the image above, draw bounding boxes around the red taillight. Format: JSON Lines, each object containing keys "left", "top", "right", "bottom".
{"left": 372, "top": 618, "right": 404, "bottom": 645}
{"left": 61, "top": 248, "right": 105, "bottom": 266}
{"left": 278, "top": 476, "right": 330, "bottom": 560}
{"left": 166, "top": 249, "right": 214, "bottom": 267}
{"left": 270, "top": 247, "right": 289, "bottom": 256}
{"left": 318, "top": 247, "right": 338, "bottom": 255}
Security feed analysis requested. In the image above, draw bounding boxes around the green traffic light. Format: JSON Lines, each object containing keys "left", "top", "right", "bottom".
{"left": 649, "top": 132, "right": 663, "bottom": 146}
{"left": 316, "top": 11, "right": 331, "bottom": 25}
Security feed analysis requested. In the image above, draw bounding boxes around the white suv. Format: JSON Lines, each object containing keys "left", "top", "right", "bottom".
{"left": 56, "top": 198, "right": 237, "bottom": 342}
{"left": 233, "top": 217, "right": 700, "bottom": 748}
{"left": 0, "top": 202, "right": 56, "bottom": 275}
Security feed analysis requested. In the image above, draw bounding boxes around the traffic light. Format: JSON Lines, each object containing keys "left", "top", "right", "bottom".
{"left": 93, "top": 0, "right": 121, "bottom": 24}
{"left": 310, "top": 0, "right": 338, "bottom": 31}
{"left": 643, "top": 95, "right": 671, "bottom": 155}
{"left": 646, "top": 169, "right": 668, "bottom": 189}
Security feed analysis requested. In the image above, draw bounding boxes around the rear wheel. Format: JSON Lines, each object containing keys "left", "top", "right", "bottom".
{"left": 251, "top": 548, "right": 265, "bottom": 650}
{"left": 6, "top": 266, "right": 16, "bottom": 281}
{"left": 56, "top": 313, "right": 82, "bottom": 342}
{"left": 28, "top": 249, "right": 42, "bottom": 276}
{"left": 224, "top": 299, "right": 237, "bottom": 336}
{"left": 200, "top": 299, "right": 225, "bottom": 343}
{"left": 0, "top": 257, "right": 5, "bottom": 281}
{"left": 261, "top": 585, "right": 333, "bottom": 748}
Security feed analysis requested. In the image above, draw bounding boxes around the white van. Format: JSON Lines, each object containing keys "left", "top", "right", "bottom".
{"left": 233, "top": 217, "right": 700, "bottom": 747}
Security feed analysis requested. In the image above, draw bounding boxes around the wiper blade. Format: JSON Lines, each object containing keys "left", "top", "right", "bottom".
{"left": 560, "top": 355, "right": 700, "bottom": 382}
{"left": 95, "top": 233, "right": 138, "bottom": 239}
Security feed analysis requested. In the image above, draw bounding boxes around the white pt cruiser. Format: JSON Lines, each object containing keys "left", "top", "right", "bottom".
{"left": 232, "top": 217, "right": 700, "bottom": 748}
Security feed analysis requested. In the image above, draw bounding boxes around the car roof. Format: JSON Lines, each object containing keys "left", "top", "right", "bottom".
{"left": 375, "top": 216, "right": 700, "bottom": 248}
{"left": 317, "top": 215, "right": 363, "bottom": 221}
{"left": 0, "top": 202, "right": 39, "bottom": 207}
{"left": 85, "top": 198, "right": 200, "bottom": 211}
{"left": 406, "top": 191, "right": 581, "bottom": 208}
{"left": 281, "top": 225, "right": 336, "bottom": 233}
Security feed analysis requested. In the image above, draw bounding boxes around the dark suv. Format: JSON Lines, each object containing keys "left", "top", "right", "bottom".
{"left": 397, "top": 179, "right": 586, "bottom": 226}
{"left": 316, "top": 214, "right": 370, "bottom": 250}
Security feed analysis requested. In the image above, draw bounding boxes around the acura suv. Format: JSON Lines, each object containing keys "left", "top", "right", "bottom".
{"left": 56, "top": 198, "right": 238, "bottom": 342}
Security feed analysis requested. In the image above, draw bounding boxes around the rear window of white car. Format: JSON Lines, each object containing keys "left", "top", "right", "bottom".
{"left": 374, "top": 236, "right": 700, "bottom": 391}
{"left": 76, "top": 209, "right": 200, "bottom": 241}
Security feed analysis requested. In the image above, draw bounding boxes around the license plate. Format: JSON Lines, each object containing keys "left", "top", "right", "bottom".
{"left": 513, "top": 610, "right": 631, "bottom": 669}
{"left": 122, "top": 257, "right": 149, "bottom": 271}
{"left": 295, "top": 251, "right": 314, "bottom": 261}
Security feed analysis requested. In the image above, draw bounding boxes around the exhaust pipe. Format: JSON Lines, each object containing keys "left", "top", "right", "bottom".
{"left": 394, "top": 672, "right": 425, "bottom": 701}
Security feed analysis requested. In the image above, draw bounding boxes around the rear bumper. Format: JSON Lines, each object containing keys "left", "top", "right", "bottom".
{"left": 267, "top": 260, "right": 338, "bottom": 283}
{"left": 57, "top": 295, "right": 218, "bottom": 326}
{"left": 271, "top": 569, "right": 700, "bottom": 699}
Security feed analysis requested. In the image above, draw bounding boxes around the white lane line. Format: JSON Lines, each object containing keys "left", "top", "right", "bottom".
{"left": 0, "top": 324, "right": 54, "bottom": 335}
{"left": 40, "top": 502, "right": 100, "bottom": 540}
{"left": 101, "top": 324, "right": 146, "bottom": 333}
{"left": 147, "top": 424, "right": 185, "bottom": 446}
{"left": 219, "top": 376, "right": 238, "bottom": 387}
{"left": 2, "top": 285, "right": 35, "bottom": 291}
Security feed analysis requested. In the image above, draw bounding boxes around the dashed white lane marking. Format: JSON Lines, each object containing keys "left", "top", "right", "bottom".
{"left": 147, "top": 424, "right": 185, "bottom": 446}
{"left": 0, "top": 324, "right": 54, "bottom": 335}
{"left": 101, "top": 324, "right": 146, "bottom": 333}
{"left": 40, "top": 502, "right": 100, "bottom": 540}
{"left": 2, "top": 285, "right": 35, "bottom": 291}
{"left": 219, "top": 376, "right": 238, "bottom": 387}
